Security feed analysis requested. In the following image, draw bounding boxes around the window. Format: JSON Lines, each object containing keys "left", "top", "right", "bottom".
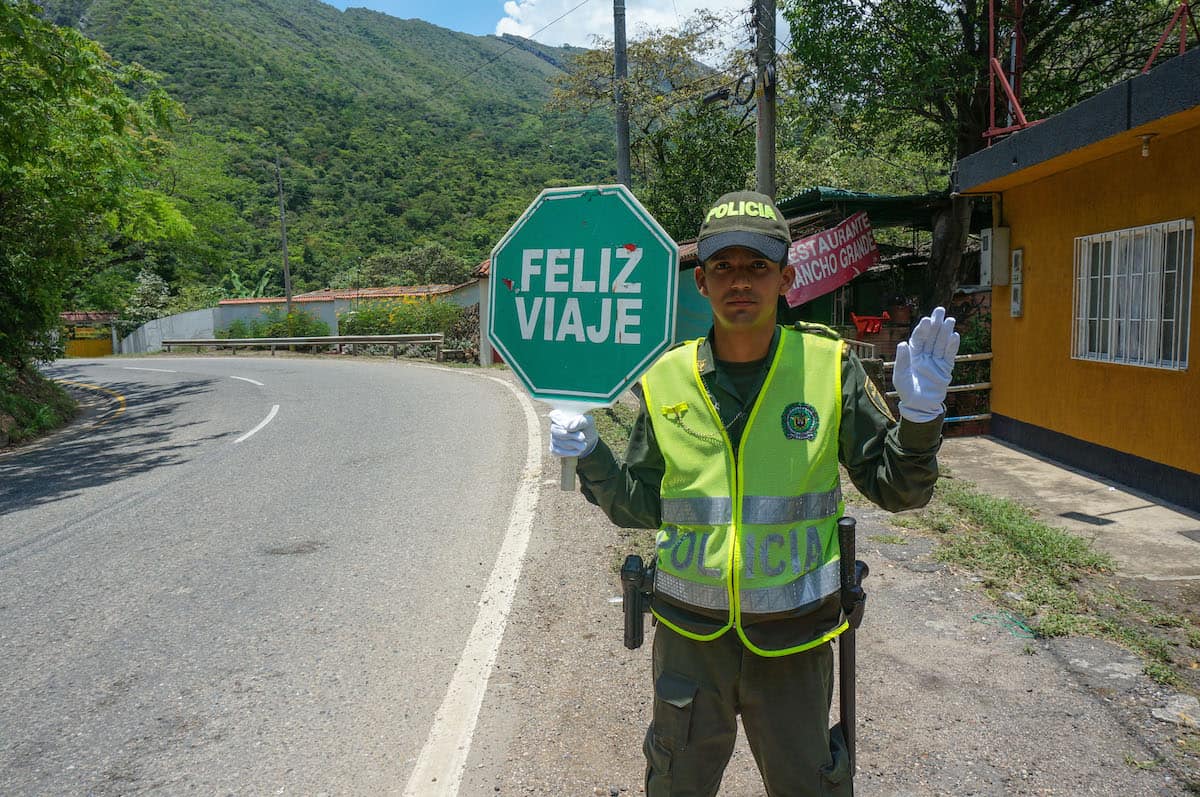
{"left": 1072, "top": 219, "right": 1193, "bottom": 370}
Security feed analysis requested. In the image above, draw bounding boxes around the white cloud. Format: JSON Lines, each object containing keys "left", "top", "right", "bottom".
{"left": 494, "top": 0, "right": 750, "bottom": 48}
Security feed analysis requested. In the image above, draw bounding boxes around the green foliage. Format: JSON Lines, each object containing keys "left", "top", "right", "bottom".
{"left": 220, "top": 318, "right": 253, "bottom": 340}
{"left": 0, "top": 362, "right": 77, "bottom": 445}
{"left": 899, "top": 478, "right": 1197, "bottom": 687}
{"left": 774, "top": 95, "right": 946, "bottom": 198}
{"left": 223, "top": 268, "right": 275, "bottom": 299}
{"left": 641, "top": 103, "right": 755, "bottom": 242}
{"left": 957, "top": 311, "right": 991, "bottom": 356}
{"left": 782, "top": 0, "right": 1177, "bottom": 308}
{"left": 338, "top": 299, "right": 463, "bottom": 337}
{"left": 550, "top": 11, "right": 755, "bottom": 238}
{"left": 40, "top": 0, "right": 615, "bottom": 297}
{"left": 783, "top": 0, "right": 1175, "bottom": 162}
{"left": 217, "top": 308, "right": 329, "bottom": 339}
{"left": 330, "top": 242, "right": 472, "bottom": 289}
{"left": 164, "top": 283, "right": 224, "bottom": 315}
{"left": 0, "top": 1, "right": 184, "bottom": 368}
{"left": 117, "top": 269, "right": 170, "bottom": 335}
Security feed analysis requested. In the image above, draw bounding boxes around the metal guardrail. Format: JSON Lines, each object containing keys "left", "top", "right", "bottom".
{"left": 161, "top": 333, "right": 445, "bottom": 359}
{"left": 842, "top": 338, "right": 878, "bottom": 360}
{"left": 882, "top": 352, "right": 993, "bottom": 424}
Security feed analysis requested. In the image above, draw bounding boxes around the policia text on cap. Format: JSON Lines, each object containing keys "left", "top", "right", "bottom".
{"left": 549, "top": 190, "right": 959, "bottom": 797}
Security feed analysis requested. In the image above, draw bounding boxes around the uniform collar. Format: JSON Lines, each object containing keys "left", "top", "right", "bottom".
{"left": 698, "top": 325, "right": 781, "bottom": 374}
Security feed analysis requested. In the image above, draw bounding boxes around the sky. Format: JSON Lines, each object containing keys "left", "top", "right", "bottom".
{"left": 324, "top": 0, "right": 751, "bottom": 48}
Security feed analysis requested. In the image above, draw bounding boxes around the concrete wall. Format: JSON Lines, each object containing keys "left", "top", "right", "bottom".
{"left": 120, "top": 308, "right": 216, "bottom": 354}
{"left": 444, "top": 280, "right": 480, "bottom": 308}
{"left": 675, "top": 269, "right": 711, "bottom": 342}
{"left": 991, "top": 121, "right": 1199, "bottom": 477}
{"left": 479, "top": 277, "right": 495, "bottom": 366}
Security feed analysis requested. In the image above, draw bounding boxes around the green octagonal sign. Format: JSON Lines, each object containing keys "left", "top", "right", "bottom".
{"left": 489, "top": 185, "right": 679, "bottom": 407}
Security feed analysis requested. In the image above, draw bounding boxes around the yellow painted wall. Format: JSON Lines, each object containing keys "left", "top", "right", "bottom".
{"left": 65, "top": 338, "right": 113, "bottom": 357}
{"left": 992, "top": 121, "right": 1199, "bottom": 475}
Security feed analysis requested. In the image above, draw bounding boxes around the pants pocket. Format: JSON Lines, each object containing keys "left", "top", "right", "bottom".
{"left": 651, "top": 669, "right": 698, "bottom": 753}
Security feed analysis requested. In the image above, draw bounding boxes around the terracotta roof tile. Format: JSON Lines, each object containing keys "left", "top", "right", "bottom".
{"left": 217, "top": 296, "right": 333, "bottom": 305}
{"left": 292, "top": 284, "right": 463, "bottom": 300}
{"left": 60, "top": 311, "right": 118, "bottom": 323}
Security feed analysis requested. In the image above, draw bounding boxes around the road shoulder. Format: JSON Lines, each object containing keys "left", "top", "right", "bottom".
{"left": 463, "top": 467, "right": 1187, "bottom": 795}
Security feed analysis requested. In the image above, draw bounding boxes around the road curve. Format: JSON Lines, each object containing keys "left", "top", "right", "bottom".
{"left": 0, "top": 356, "right": 537, "bottom": 794}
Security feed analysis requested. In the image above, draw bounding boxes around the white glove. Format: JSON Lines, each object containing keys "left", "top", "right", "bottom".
{"left": 549, "top": 409, "right": 598, "bottom": 458}
{"left": 893, "top": 306, "right": 960, "bottom": 423}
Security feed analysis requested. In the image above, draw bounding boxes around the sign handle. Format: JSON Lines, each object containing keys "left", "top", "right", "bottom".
{"left": 560, "top": 456, "right": 577, "bottom": 491}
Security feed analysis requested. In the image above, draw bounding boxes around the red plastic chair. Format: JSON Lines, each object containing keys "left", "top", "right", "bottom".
{"left": 850, "top": 311, "right": 890, "bottom": 335}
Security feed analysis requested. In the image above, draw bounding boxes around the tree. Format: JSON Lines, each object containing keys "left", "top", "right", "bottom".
{"left": 549, "top": 10, "right": 758, "bottom": 239}
{"left": 117, "top": 269, "right": 170, "bottom": 335}
{"left": 0, "top": 1, "right": 186, "bottom": 368}
{"left": 641, "top": 103, "right": 755, "bottom": 241}
{"left": 784, "top": 0, "right": 1176, "bottom": 309}
{"left": 332, "top": 243, "right": 471, "bottom": 289}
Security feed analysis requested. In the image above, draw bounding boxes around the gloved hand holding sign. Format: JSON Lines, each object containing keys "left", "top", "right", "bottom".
{"left": 893, "top": 306, "right": 960, "bottom": 423}
{"left": 549, "top": 409, "right": 599, "bottom": 458}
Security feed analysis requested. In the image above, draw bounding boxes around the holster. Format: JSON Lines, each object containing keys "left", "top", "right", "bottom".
{"left": 620, "top": 554, "right": 655, "bottom": 649}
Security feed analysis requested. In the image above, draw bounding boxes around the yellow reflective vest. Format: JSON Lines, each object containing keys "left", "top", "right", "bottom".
{"left": 641, "top": 327, "right": 848, "bottom": 656}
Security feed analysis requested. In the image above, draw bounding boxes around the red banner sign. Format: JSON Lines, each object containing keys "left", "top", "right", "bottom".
{"left": 785, "top": 212, "right": 879, "bottom": 308}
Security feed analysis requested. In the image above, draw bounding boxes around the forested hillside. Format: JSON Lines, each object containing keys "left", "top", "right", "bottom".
{"left": 38, "top": 0, "right": 615, "bottom": 301}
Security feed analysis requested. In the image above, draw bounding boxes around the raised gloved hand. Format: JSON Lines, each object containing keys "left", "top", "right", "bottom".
{"left": 549, "top": 409, "right": 599, "bottom": 458}
{"left": 893, "top": 306, "right": 960, "bottom": 423}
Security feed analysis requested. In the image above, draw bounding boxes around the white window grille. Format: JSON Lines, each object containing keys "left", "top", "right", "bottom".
{"left": 1072, "top": 219, "right": 1193, "bottom": 370}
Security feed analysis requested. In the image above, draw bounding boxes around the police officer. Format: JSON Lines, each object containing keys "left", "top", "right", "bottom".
{"left": 549, "top": 190, "right": 958, "bottom": 797}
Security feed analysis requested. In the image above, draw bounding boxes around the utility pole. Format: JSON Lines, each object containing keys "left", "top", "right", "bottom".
{"left": 613, "top": 0, "right": 631, "bottom": 187}
{"left": 754, "top": 0, "right": 777, "bottom": 198}
{"left": 274, "top": 150, "right": 293, "bottom": 315}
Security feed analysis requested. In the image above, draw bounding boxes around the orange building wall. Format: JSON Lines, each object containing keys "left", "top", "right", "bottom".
{"left": 991, "top": 122, "right": 1200, "bottom": 476}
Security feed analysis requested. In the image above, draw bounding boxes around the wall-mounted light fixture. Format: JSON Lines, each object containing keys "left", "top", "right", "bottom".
{"left": 1140, "top": 133, "right": 1158, "bottom": 157}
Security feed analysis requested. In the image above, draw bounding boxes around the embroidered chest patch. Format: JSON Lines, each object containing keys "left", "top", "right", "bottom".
{"left": 781, "top": 402, "right": 819, "bottom": 441}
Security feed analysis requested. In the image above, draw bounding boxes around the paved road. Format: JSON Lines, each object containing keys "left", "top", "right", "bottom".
{"left": 0, "top": 357, "right": 538, "bottom": 795}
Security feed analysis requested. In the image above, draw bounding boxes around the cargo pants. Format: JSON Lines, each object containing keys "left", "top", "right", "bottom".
{"left": 643, "top": 624, "right": 852, "bottom": 797}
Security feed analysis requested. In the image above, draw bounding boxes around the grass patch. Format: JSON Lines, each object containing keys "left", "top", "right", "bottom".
{"left": 1123, "top": 754, "right": 1159, "bottom": 770}
{"left": 868, "top": 534, "right": 908, "bottom": 545}
{"left": 590, "top": 400, "right": 654, "bottom": 572}
{"left": 897, "top": 477, "right": 1197, "bottom": 691}
{"left": 0, "top": 364, "right": 77, "bottom": 446}
{"left": 593, "top": 401, "right": 638, "bottom": 445}
{"left": 1179, "top": 734, "right": 1200, "bottom": 756}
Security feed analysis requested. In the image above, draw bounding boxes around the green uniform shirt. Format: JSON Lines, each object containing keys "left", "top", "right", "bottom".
{"left": 576, "top": 323, "right": 943, "bottom": 640}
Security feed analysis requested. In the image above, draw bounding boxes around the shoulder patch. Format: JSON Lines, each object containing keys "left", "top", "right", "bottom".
{"left": 792, "top": 321, "right": 843, "bottom": 341}
{"left": 865, "top": 377, "right": 897, "bottom": 422}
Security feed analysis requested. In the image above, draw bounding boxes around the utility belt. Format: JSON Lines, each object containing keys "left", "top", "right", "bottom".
{"left": 618, "top": 524, "right": 869, "bottom": 650}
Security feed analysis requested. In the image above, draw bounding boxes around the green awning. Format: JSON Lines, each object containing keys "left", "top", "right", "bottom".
{"left": 778, "top": 186, "right": 990, "bottom": 232}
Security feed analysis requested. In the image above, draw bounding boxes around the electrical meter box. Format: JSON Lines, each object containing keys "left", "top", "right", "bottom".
{"left": 981, "top": 227, "right": 1011, "bottom": 286}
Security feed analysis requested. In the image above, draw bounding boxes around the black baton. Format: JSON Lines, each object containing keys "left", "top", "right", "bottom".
{"left": 621, "top": 554, "right": 645, "bottom": 650}
{"left": 837, "top": 516, "right": 869, "bottom": 779}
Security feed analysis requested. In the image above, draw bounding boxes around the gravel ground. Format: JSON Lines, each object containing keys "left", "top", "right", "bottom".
{"left": 460, "top": 416, "right": 1197, "bottom": 796}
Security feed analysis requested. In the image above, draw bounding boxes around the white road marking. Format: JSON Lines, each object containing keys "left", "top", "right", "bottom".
{"left": 122, "top": 366, "right": 177, "bottom": 373}
{"left": 402, "top": 375, "right": 543, "bottom": 797}
{"left": 234, "top": 404, "right": 279, "bottom": 444}
{"left": 230, "top": 376, "right": 265, "bottom": 386}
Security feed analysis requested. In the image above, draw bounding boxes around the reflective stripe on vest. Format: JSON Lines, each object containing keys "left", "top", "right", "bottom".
{"left": 642, "top": 328, "right": 847, "bottom": 656}
{"left": 662, "top": 489, "right": 842, "bottom": 525}
{"left": 654, "top": 557, "right": 841, "bottom": 614}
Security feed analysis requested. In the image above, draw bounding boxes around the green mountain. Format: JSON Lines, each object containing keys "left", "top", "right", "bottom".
{"left": 40, "top": 0, "right": 614, "bottom": 293}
